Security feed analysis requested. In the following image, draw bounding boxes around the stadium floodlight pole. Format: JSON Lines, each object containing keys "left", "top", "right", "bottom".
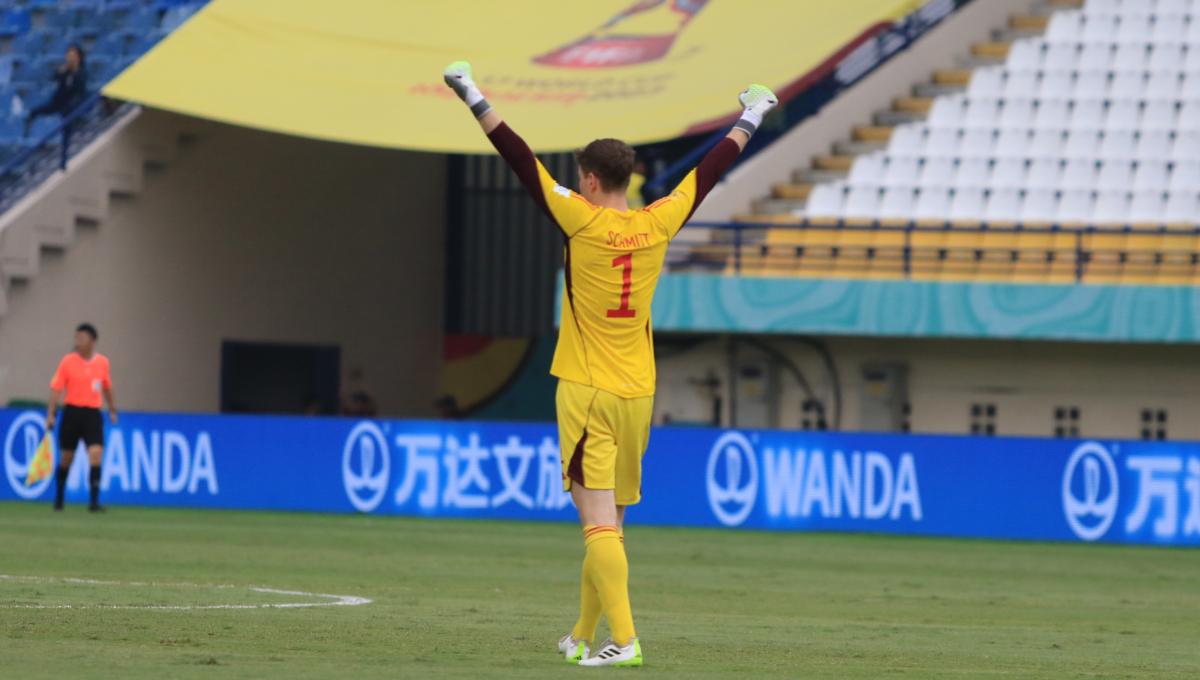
{"left": 443, "top": 59, "right": 776, "bottom": 668}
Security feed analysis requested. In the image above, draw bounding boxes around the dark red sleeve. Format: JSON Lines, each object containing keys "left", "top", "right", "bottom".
{"left": 486, "top": 122, "right": 553, "bottom": 221}
{"left": 687, "top": 137, "right": 741, "bottom": 221}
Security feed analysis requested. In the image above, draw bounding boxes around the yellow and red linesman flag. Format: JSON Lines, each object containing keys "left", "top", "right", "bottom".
{"left": 24, "top": 434, "right": 54, "bottom": 487}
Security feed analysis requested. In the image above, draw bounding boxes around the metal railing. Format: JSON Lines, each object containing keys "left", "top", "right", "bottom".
{"left": 0, "top": 93, "right": 136, "bottom": 216}
{"left": 673, "top": 221, "right": 1200, "bottom": 284}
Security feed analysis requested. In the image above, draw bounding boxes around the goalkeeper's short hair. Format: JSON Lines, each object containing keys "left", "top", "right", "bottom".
{"left": 575, "top": 139, "right": 636, "bottom": 192}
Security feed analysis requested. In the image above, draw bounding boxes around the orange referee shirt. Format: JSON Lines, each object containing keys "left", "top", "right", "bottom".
{"left": 50, "top": 353, "right": 111, "bottom": 408}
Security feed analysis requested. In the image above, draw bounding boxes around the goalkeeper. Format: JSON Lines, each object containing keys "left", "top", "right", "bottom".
{"left": 444, "top": 60, "right": 776, "bottom": 667}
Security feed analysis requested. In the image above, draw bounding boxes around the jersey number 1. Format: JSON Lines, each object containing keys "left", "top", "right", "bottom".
{"left": 607, "top": 253, "right": 636, "bottom": 319}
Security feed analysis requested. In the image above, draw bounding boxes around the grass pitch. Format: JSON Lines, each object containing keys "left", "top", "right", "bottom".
{"left": 2, "top": 502, "right": 1198, "bottom": 679}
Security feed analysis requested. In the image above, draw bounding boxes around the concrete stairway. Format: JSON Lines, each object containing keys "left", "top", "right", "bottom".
{"left": 0, "top": 110, "right": 203, "bottom": 320}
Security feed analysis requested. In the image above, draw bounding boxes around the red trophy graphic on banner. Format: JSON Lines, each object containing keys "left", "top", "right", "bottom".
{"left": 533, "top": 0, "right": 709, "bottom": 69}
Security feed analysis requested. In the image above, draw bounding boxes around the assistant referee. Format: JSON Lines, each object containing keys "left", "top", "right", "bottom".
{"left": 45, "top": 323, "right": 118, "bottom": 512}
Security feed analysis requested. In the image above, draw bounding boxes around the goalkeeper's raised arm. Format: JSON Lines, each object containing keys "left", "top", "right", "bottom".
{"left": 443, "top": 60, "right": 777, "bottom": 235}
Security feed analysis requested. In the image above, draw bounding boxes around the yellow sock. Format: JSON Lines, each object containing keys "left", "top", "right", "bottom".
{"left": 583, "top": 525, "right": 636, "bottom": 646}
{"left": 572, "top": 527, "right": 623, "bottom": 642}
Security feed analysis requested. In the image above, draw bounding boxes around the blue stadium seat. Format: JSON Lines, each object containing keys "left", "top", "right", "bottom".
{"left": 11, "top": 29, "right": 52, "bottom": 54}
{"left": 0, "top": 9, "right": 32, "bottom": 38}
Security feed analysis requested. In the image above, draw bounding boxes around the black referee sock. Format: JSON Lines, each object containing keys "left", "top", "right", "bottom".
{"left": 54, "top": 466, "right": 68, "bottom": 507}
{"left": 89, "top": 465, "right": 101, "bottom": 508}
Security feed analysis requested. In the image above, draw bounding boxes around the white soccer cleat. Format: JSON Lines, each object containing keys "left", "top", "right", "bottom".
{"left": 578, "top": 637, "right": 643, "bottom": 667}
{"left": 738, "top": 83, "right": 778, "bottom": 117}
{"left": 558, "top": 633, "right": 590, "bottom": 665}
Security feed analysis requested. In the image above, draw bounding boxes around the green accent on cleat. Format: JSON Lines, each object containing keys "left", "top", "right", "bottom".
{"left": 613, "top": 639, "right": 643, "bottom": 667}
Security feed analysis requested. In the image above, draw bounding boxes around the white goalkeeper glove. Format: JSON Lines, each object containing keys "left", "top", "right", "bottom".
{"left": 443, "top": 60, "right": 492, "bottom": 119}
{"left": 733, "top": 84, "right": 778, "bottom": 138}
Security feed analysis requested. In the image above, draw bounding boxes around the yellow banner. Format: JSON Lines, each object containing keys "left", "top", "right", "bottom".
{"left": 104, "top": 0, "right": 918, "bottom": 153}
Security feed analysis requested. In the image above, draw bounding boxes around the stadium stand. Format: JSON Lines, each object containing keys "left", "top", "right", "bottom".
{"left": 696, "top": 0, "right": 1200, "bottom": 284}
{"left": 0, "top": 0, "right": 206, "bottom": 211}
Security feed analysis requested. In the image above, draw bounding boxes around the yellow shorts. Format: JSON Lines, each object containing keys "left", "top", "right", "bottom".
{"left": 556, "top": 379, "right": 653, "bottom": 506}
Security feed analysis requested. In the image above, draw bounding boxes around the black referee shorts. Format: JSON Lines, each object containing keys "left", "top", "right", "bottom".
{"left": 58, "top": 405, "right": 104, "bottom": 451}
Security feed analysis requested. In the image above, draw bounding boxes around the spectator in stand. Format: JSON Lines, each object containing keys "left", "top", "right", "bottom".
{"left": 24, "top": 43, "right": 88, "bottom": 138}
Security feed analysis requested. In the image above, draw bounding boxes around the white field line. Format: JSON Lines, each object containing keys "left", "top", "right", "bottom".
{"left": 0, "top": 574, "right": 371, "bottom": 610}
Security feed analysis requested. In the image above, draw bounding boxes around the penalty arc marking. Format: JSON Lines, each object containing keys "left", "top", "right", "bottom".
{"left": 0, "top": 574, "right": 372, "bottom": 610}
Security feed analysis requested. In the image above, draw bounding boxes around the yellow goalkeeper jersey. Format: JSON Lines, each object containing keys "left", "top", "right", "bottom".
{"left": 486, "top": 122, "right": 740, "bottom": 399}
{"left": 539, "top": 161, "right": 698, "bottom": 398}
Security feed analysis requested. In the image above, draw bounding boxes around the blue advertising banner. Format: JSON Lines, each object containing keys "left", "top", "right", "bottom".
{"left": 2, "top": 409, "right": 1197, "bottom": 547}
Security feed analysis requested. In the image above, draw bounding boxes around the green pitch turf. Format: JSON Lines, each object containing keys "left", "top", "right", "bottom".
{"left": 2, "top": 502, "right": 1198, "bottom": 679}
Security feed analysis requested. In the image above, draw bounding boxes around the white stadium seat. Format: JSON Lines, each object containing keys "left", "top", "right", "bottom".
{"left": 928, "top": 95, "right": 966, "bottom": 129}
{"left": 1034, "top": 99, "right": 1072, "bottom": 129}
{"left": 1144, "top": 72, "right": 1182, "bottom": 100}
{"left": 1084, "top": 16, "right": 1120, "bottom": 43}
{"left": 1108, "top": 43, "right": 1145, "bottom": 71}
{"left": 1027, "top": 158, "right": 1064, "bottom": 188}
{"left": 1058, "top": 189, "right": 1096, "bottom": 223}
{"left": 1006, "top": 40, "right": 1044, "bottom": 72}
{"left": 914, "top": 188, "right": 953, "bottom": 222}
{"left": 1104, "top": 99, "right": 1142, "bottom": 130}
{"left": 1047, "top": 12, "right": 1084, "bottom": 43}
{"left": 1137, "top": 130, "right": 1175, "bottom": 159}
{"left": 1085, "top": 0, "right": 1122, "bottom": 17}
{"left": 963, "top": 99, "right": 1000, "bottom": 130}
{"left": 1098, "top": 160, "right": 1137, "bottom": 190}
{"left": 878, "top": 188, "right": 916, "bottom": 221}
{"left": 1003, "top": 71, "right": 1039, "bottom": 99}
{"left": 1186, "top": 44, "right": 1200, "bottom": 71}
{"left": 1071, "top": 99, "right": 1108, "bottom": 129}
{"left": 950, "top": 188, "right": 987, "bottom": 222}
{"left": 924, "top": 129, "right": 961, "bottom": 158}
{"left": 991, "top": 158, "right": 1028, "bottom": 188}
{"left": 955, "top": 158, "right": 993, "bottom": 188}
{"left": 1109, "top": 71, "right": 1145, "bottom": 100}
{"left": 883, "top": 156, "right": 921, "bottom": 189}
{"left": 1064, "top": 129, "right": 1103, "bottom": 159}
{"left": 1181, "top": 73, "right": 1200, "bottom": 99}
{"left": 1178, "top": 101, "right": 1200, "bottom": 130}
{"left": 1164, "top": 191, "right": 1200, "bottom": 223}
{"left": 843, "top": 186, "right": 882, "bottom": 220}
{"left": 1156, "top": 0, "right": 1195, "bottom": 16}
{"left": 1115, "top": 16, "right": 1152, "bottom": 44}
{"left": 918, "top": 157, "right": 956, "bottom": 188}
{"left": 1151, "top": 15, "right": 1188, "bottom": 43}
{"left": 1129, "top": 189, "right": 1167, "bottom": 224}
{"left": 805, "top": 183, "right": 845, "bottom": 218}
{"left": 1171, "top": 131, "right": 1200, "bottom": 160}
{"left": 1093, "top": 190, "right": 1131, "bottom": 226}
{"left": 1099, "top": 130, "right": 1138, "bottom": 160}
{"left": 985, "top": 188, "right": 1024, "bottom": 223}
{"left": 1062, "top": 158, "right": 1099, "bottom": 189}
{"left": 1029, "top": 129, "right": 1067, "bottom": 158}
{"left": 969, "top": 67, "right": 1005, "bottom": 98}
{"left": 887, "top": 124, "right": 926, "bottom": 158}
{"left": 1133, "top": 160, "right": 1172, "bottom": 190}
{"left": 1142, "top": 100, "right": 1179, "bottom": 130}
{"left": 848, "top": 152, "right": 886, "bottom": 187}
{"left": 1074, "top": 71, "right": 1111, "bottom": 100}
{"left": 994, "top": 129, "right": 1032, "bottom": 158}
{"left": 1147, "top": 43, "right": 1185, "bottom": 71}
{"left": 960, "top": 129, "right": 996, "bottom": 157}
{"left": 1039, "top": 71, "right": 1075, "bottom": 100}
{"left": 998, "top": 98, "right": 1037, "bottom": 129}
{"left": 1169, "top": 160, "right": 1200, "bottom": 192}
{"left": 1022, "top": 189, "right": 1059, "bottom": 223}
{"left": 1045, "top": 43, "right": 1082, "bottom": 72}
